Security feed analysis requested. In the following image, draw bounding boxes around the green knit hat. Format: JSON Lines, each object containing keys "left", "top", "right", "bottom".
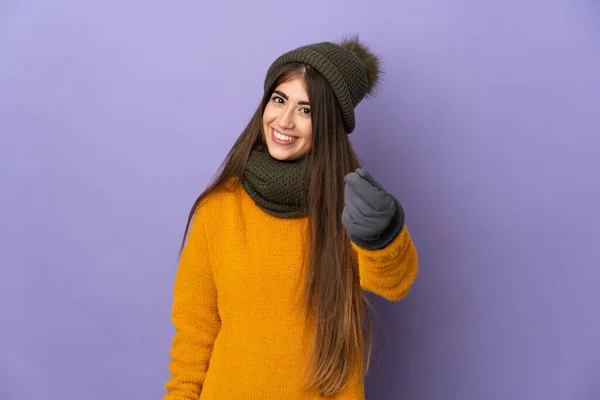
{"left": 264, "top": 36, "right": 381, "bottom": 134}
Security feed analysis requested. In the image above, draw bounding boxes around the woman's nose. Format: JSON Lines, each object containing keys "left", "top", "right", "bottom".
{"left": 277, "top": 109, "right": 295, "bottom": 130}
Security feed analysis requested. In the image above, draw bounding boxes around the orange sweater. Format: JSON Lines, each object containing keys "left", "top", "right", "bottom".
{"left": 164, "top": 178, "right": 418, "bottom": 399}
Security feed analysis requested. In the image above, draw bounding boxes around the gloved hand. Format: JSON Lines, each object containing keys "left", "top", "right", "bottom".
{"left": 342, "top": 168, "right": 404, "bottom": 250}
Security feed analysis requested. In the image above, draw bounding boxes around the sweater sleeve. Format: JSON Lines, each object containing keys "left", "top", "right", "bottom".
{"left": 164, "top": 211, "right": 221, "bottom": 400}
{"left": 353, "top": 226, "right": 418, "bottom": 301}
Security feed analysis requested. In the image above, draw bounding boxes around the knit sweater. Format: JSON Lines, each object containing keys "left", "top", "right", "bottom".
{"left": 163, "top": 178, "right": 418, "bottom": 399}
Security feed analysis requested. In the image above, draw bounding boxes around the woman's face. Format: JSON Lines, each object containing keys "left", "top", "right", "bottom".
{"left": 262, "top": 76, "right": 313, "bottom": 161}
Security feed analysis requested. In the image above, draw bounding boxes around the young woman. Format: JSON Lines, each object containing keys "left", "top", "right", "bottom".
{"left": 163, "top": 37, "right": 418, "bottom": 399}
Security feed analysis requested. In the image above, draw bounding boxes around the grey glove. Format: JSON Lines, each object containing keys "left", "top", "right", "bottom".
{"left": 342, "top": 168, "right": 404, "bottom": 250}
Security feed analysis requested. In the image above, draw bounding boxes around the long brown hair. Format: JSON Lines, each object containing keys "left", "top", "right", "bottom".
{"left": 180, "top": 62, "right": 374, "bottom": 397}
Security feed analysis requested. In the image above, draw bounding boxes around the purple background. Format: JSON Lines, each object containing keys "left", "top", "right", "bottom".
{"left": 1, "top": 1, "right": 599, "bottom": 399}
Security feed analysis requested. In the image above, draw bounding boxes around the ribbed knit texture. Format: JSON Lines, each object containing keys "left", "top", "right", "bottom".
{"left": 241, "top": 148, "right": 310, "bottom": 218}
{"left": 163, "top": 178, "right": 419, "bottom": 400}
{"left": 264, "top": 42, "right": 370, "bottom": 133}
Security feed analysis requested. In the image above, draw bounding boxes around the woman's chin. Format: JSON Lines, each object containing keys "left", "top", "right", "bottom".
{"left": 266, "top": 144, "right": 295, "bottom": 161}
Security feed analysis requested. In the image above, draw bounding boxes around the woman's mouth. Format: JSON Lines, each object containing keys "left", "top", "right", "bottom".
{"left": 271, "top": 128, "right": 297, "bottom": 146}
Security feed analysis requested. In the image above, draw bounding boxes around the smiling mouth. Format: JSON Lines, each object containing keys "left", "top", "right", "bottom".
{"left": 271, "top": 127, "right": 297, "bottom": 144}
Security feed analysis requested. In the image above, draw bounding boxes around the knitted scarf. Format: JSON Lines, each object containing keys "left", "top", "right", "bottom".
{"left": 241, "top": 148, "right": 310, "bottom": 218}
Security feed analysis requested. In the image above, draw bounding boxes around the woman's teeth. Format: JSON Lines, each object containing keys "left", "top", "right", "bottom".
{"left": 274, "top": 130, "right": 296, "bottom": 142}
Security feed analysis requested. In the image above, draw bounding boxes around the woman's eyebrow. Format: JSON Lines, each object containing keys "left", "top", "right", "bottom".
{"left": 274, "top": 90, "right": 310, "bottom": 106}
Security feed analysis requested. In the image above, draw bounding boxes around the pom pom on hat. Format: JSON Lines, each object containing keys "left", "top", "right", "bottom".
{"left": 338, "top": 35, "right": 381, "bottom": 97}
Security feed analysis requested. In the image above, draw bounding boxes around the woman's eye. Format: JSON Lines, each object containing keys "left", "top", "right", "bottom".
{"left": 272, "top": 96, "right": 284, "bottom": 104}
{"left": 302, "top": 108, "right": 311, "bottom": 114}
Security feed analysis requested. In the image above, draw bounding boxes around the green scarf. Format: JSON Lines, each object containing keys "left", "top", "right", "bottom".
{"left": 241, "top": 148, "right": 310, "bottom": 218}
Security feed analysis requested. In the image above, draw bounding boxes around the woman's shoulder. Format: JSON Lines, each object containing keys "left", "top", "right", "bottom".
{"left": 196, "top": 176, "right": 242, "bottom": 215}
